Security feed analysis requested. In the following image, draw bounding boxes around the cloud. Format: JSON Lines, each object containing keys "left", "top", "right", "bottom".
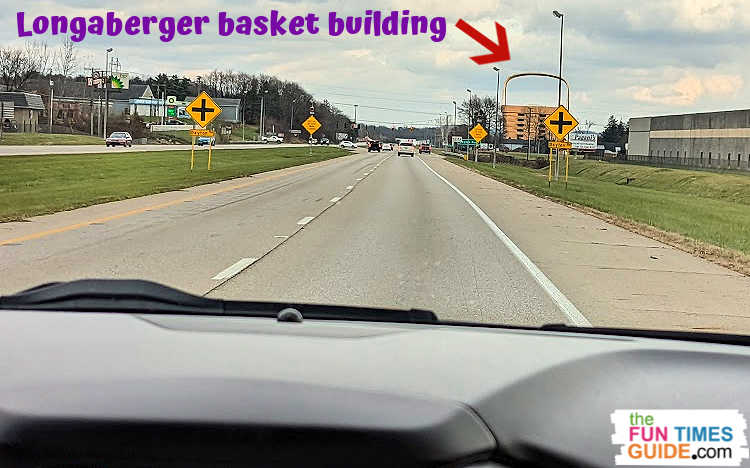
{"left": 624, "top": 73, "right": 742, "bottom": 106}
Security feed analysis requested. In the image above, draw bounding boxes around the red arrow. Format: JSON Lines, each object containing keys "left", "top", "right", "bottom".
{"left": 455, "top": 19, "right": 510, "bottom": 65}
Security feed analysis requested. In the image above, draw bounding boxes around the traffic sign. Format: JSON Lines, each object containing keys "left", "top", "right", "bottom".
{"left": 543, "top": 105, "right": 579, "bottom": 141}
{"left": 548, "top": 141, "right": 572, "bottom": 149}
{"left": 469, "top": 123, "right": 488, "bottom": 142}
{"left": 186, "top": 91, "right": 222, "bottom": 128}
{"left": 189, "top": 129, "right": 215, "bottom": 137}
{"left": 302, "top": 115, "right": 321, "bottom": 135}
{"left": 166, "top": 95, "right": 177, "bottom": 105}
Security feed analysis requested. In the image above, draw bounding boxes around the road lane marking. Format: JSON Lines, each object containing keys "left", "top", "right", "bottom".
{"left": 274, "top": 235, "right": 289, "bottom": 239}
{"left": 297, "top": 216, "right": 315, "bottom": 225}
{"left": 417, "top": 156, "right": 592, "bottom": 327}
{"left": 346, "top": 185, "right": 354, "bottom": 190}
{"left": 212, "top": 257, "right": 258, "bottom": 280}
{"left": 0, "top": 160, "right": 335, "bottom": 247}
{"left": 356, "top": 178, "right": 363, "bottom": 181}
{"left": 330, "top": 197, "right": 342, "bottom": 203}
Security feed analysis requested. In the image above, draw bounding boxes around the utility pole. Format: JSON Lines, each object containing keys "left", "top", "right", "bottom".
{"left": 466, "top": 89, "right": 472, "bottom": 161}
{"left": 103, "top": 48, "right": 113, "bottom": 138}
{"left": 48, "top": 80, "right": 54, "bottom": 133}
{"left": 492, "top": 66, "right": 501, "bottom": 168}
{"left": 0, "top": 101, "right": 4, "bottom": 142}
{"left": 259, "top": 94, "right": 265, "bottom": 139}
{"left": 89, "top": 68, "right": 94, "bottom": 136}
{"left": 526, "top": 108, "right": 532, "bottom": 161}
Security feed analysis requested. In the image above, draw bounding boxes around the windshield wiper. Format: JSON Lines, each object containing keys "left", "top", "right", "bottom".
{"left": 0, "top": 279, "right": 437, "bottom": 324}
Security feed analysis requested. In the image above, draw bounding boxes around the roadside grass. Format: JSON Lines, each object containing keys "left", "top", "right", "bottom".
{"left": 0, "top": 133, "right": 103, "bottom": 146}
{"left": 0, "top": 146, "right": 348, "bottom": 222}
{"left": 152, "top": 130, "right": 192, "bottom": 144}
{"left": 229, "top": 124, "right": 259, "bottom": 141}
{"left": 447, "top": 157, "right": 750, "bottom": 262}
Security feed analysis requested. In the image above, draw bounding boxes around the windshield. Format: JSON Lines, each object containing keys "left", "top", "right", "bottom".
{"left": 1, "top": 2, "right": 748, "bottom": 337}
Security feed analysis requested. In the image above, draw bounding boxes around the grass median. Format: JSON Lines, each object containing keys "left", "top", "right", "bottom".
{"left": 447, "top": 156, "right": 750, "bottom": 272}
{"left": 0, "top": 146, "right": 348, "bottom": 222}
{"left": 0, "top": 133, "right": 103, "bottom": 145}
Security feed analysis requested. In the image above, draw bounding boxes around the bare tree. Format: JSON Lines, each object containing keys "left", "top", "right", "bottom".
{"left": 55, "top": 37, "right": 78, "bottom": 96}
{"left": 0, "top": 41, "right": 52, "bottom": 90}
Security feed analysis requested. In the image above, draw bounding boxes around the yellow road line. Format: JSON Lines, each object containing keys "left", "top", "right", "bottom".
{"left": 0, "top": 164, "right": 318, "bottom": 247}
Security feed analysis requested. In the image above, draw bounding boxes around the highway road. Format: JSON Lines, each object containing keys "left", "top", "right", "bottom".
{"left": 0, "top": 142, "right": 310, "bottom": 156}
{"left": 0, "top": 147, "right": 569, "bottom": 325}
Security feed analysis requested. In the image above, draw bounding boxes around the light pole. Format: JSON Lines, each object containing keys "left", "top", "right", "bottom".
{"left": 290, "top": 98, "right": 297, "bottom": 130}
{"left": 48, "top": 80, "right": 54, "bottom": 133}
{"left": 103, "top": 47, "right": 112, "bottom": 138}
{"left": 260, "top": 90, "right": 268, "bottom": 140}
{"left": 553, "top": 10, "right": 564, "bottom": 107}
{"left": 492, "top": 66, "right": 501, "bottom": 168}
{"left": 467, "top": 89, "right": 474, "bottom": 161}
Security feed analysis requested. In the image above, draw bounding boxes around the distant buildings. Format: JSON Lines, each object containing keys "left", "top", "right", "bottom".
{"left": 0, "top": 92, "right": 46, "bottom": 133}
{"left": 628, "top": 110, "right": 750, "bottom": 171}
{"left": 501, "top": 104, "right": 555, "bottom": 143}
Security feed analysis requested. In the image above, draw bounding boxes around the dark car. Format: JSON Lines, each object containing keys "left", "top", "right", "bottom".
{"left": 368, "top": 140, "right": 382, "bottom": 152}
{"left": 419, "top": 143, "right": 431, "bottom": 154}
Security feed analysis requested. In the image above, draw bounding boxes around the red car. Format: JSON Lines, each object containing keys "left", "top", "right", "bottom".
{"left": 418, "top": 143, "right": 431, "bottom": 154}
{"left": 105, "top": 132, "right": 133, "bottom": 147}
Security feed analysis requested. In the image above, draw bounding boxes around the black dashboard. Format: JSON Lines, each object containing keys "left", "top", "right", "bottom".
{"left": 2, "top": 311, "right": 749, "bottom": 467}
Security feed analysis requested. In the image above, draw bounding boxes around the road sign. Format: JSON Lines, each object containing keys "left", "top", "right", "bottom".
{"left": 166, "top": 96, "right": 177, "bottom": 105}
{"left": 291, "top": 129, "right": 303, "bottom": 135}
{"left": 302, "top": 115, "right": 321, "bottom": 135}
{"left": 543, "top": 105, "right": 579, "bottom": 141}
{"left": 452, "top": 136, "right": 463, "bottom": 144}
{"left": 469, "top": 123, "right": 488, "bottom": 142}
{"left": 186, "top": 91, "right": 222, "bottom": 128}
{"left": 548, "top": 141, "right": 572, "bottom": 149}
{"left": 167, "top": 107, "right": 176, "bottom": 117}
{"left": 189, "top": 129, "right": 215, "bottom": 137}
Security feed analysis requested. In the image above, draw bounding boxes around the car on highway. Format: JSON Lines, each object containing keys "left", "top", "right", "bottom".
{"left": 418, "top": 143, "right": 431, "bottom": 154}
{"left": 263, "top": 135, "right": 282, "bottom": 143}
{"left": 339, "top": 140, "right": 356, "bottom": 149}
{"left": 196, "top": 136, "right": 215, "bottom": 146}
{"left": 382, "top": 143, "right": 393, "bottom": 151}
{"left": 397, "top": 141, "right": 415, "bottom": 157}
{"left": 368, "top": 140, "right": 382, "bottom": 152}
{"left": 319, "top": 137, "right": 330, "bottom": 145}
{"left": 105, "top": 132, "right": 133, "bottom": 147}
{"left": 309, "top": 138, "right": 318, "bottom": 144}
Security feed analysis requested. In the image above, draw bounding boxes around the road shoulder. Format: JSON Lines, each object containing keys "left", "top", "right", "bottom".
{"left": 420, "top": 154, "right": 750, "bottom": 334}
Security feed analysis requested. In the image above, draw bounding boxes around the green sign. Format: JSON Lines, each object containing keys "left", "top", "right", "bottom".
{"left": 167, "top": 107, "right": 176, "bottom": 117}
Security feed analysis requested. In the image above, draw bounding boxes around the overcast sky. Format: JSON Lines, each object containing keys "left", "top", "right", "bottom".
{"left": 1, "top": 0, "right": 747, "bottom": 130}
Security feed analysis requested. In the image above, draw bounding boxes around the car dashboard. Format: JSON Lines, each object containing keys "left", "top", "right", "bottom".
{"left": 2, "top": 310, "right": 750, "bottom": 467}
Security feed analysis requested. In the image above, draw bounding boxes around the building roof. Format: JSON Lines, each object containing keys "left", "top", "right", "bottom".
{"left": 0, "top": 92, "right": 45, "bottom": 110}
{"left": 108, "top": 84, "right": 152, "bottom": 101}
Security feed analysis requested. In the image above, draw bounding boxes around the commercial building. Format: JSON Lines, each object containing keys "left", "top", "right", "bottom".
{"left": 501, "top": 104, "right": 555, "bottom": 142}
{"left": 628, "top": 110, "right": 750, "bottom": 171}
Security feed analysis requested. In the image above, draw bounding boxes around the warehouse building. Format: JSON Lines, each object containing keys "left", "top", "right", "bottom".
{"left": 628, "top": 109, "right": 750, "bottom": 171}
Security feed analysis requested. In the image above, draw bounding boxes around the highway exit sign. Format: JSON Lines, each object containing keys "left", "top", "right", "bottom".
{"left": 544, "top": 105, "right": 579, "bottom": 141}
{"left": 469, "top": 123, "right": 488, "bottom": 142}
{"left": 302, "top": 115, "right": 321, "bottom": 135}
{"left": 186, "top": 91, "right": 222, "bottom": 128}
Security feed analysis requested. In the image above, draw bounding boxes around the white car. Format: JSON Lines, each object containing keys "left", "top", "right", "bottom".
{"left": 263, "top": 135, "right": 282, "bottom": 143}
{"left": 382, "top": 143, "right": 393, "bottom": 151}
{"left": 397, "top": 141, "right": 415, "bottom": 157}
{"left": 339, "top": 141, "right": 356, "bottom": 149}
{"left": 105, "top": 132, "right": 133, "bottom": 147}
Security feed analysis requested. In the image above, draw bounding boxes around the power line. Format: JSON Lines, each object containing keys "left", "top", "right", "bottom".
{"left": 332, "top": 102, "right": 445, "bottom": 116}
{"left": 313, "top": 90, "right": 447, "bottom": 106}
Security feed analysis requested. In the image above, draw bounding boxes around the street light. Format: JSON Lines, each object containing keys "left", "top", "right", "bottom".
{"left": 467, "top": 88, "right": 473, "bottom": 161}
{"left": 290, "top": 98, "right": 297, "bottom": 131}
{"left": 103, "top": 48, "right": 112, "bottom": 138}
{"left": 553, "top": 10, "right": 564, "bottom": 106}
{"left": 492, "top": 66, "right": 501, "bottom": 168}
{"left": 48, "top": 80, "right": 54, "bottom": 134}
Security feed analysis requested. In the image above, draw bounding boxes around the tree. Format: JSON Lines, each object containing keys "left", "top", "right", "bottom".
{"left": 0, "top": 42, "right": 52, "bottom": 90}
{"left": 54, "top": 37, "right": 78, "bottom": 96}
{"left": 600, "top": 115, "right": 628, "bottom": 147}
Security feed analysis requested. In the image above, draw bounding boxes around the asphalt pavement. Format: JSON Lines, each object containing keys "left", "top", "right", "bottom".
{"left": 0, "top": 147, "right": 566, "bottom": 325}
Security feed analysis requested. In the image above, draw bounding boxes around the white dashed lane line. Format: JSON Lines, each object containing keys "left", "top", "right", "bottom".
{"left": 297, "top": 216, "right": 315, "bottom": 226}
{"left": 330, "top": 197, "right": 342, "bottom": 203}
{"left": 346, "top": 186, "right": 354, "bottom": 190}
{"left": 212, "top": 258, "right": 258, "bottom": 281}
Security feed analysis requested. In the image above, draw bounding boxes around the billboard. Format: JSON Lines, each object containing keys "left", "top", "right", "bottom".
{"left": 569, "top": 130, "right": 597, "bottom": 150}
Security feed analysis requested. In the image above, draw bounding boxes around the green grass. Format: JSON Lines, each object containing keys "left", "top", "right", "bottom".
{"left": 448, "top": 157, "right": 750, "bottom": 255}
{"left": 0, "top": 146, "right": 348, "bottom": 222}
{"left": 153, "top": 130, "right": 192, "bottom": 144}
{"left": 0, "top": 133, "right": 103, "bottom": 145}
{"left": 229, "top": 124, "right": 259, "bottom": 141}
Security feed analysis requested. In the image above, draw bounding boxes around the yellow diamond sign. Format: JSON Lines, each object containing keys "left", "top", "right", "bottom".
{"left": 186, "top": 91, "right": 222, "bottom": 128}
{"left": 302, "top": 115, "right": 321, "bottom": 135}
{"left": 469, "top": 123, "right": 488, "bottom": 142}
{"left": 543, "top": 105, "right": 579, "bottom": 141}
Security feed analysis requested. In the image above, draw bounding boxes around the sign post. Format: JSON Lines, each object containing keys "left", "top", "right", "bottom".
{"left": 543, "top": 104, "right": 579, "bottom": 182}
{"left": 186, "top": 92, "right": 222, "bottom": 170}
{"left": 469, "top": 124, "right": 488, "bottom": 162}
{"left": 302, "top": 114, "right": 322, "bottom": 157}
